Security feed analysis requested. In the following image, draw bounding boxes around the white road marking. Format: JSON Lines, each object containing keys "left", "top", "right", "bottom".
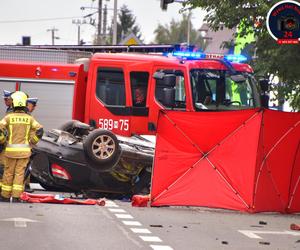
{"left": 122, "top": 220, "right": 142, "bottom": 226}
{"left": 150, "top": 245, "right": 174, "bottom": 250}
{"left": 139, "top": 236, "right": 162, "bottom": 242}
{"left": 106, "top": 202, "right": 173, "bottom": 250}
{"left": 30, "top": 183, "right": 44, "bottom": 190}
{"left": 130, "top": 228, "right": 151, "bottom": 234}
{"left": 115, "top": 214, "right": 133, "bottom": 219}
{"left": 0, "top": 217, "right": 39, "bottom": 228}
{"left": 109, "top": 208, "right": 126, "bottom": 213}
{"left": 238, "top": 230, "right": 300, "bottom": 239}
{"left": 105, "top": 201, "right": 119, "bottom": 207}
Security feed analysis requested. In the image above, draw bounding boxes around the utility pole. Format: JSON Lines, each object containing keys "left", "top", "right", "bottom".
{"left": 47, "top": 27, "right": 59, "bottom": 45}
{"left": 97, "top": 0, "right": 103, "bottom": 44}
{"left": 103, "top": 4, "right": 107, "bottom": 42}
{"left": 187, "top": 10, "right": 191, "bottom": 45}
{"left": 113, "top": 0, "right": 118, "bottom": 44}
{"left": 72, "top": 19, "right": 87, "bottom": 45}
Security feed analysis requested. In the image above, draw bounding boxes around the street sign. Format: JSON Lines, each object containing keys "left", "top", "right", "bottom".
{"left": 119, "top": 33, "right": 142, "bottom": 45}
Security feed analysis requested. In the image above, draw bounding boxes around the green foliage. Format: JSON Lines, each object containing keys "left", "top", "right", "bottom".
{"left": 117, "top": 4, "right": 142, "bottom": 43}
{"left": 153, "top": 13, "right": 206, "bottom": 48}
{"left": 185, "top": 0, "right": 300, "bottom": 111}
{"left": 105, "top": 5, "right": 142, "bottom": 44}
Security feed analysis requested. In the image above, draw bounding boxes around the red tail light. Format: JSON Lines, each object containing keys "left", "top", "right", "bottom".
{"left": 51, "top": 163, "right": 71, "bottom": 180}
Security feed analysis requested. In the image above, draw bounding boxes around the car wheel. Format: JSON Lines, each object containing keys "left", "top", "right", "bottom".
{"left": 83, "top": 129, "right": 121, "bottom": 172}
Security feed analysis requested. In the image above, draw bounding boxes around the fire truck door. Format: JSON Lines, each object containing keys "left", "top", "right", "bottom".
{"left": 148, "top": 67, "right": 188, "bottom": 132}
{"left": 87, "top": 64, "right": 132, "bottom": 136}
{"left": 128, "top": 71, "right": 151, "bottom": 135}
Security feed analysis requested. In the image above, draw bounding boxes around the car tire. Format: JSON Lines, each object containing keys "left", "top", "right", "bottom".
{"left": 83, "top": 129, "right": 121, "bottom": 172}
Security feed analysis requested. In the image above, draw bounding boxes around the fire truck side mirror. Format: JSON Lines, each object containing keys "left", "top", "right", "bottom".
{"left": 259, "top": 79, "right": 269, "bottom": 92}
{"left": 153, "top": 71, "right": 165, "bottom": 80}
{"left": 260, "top": 94, "right": 269, "bottom": 108}
{"left": 163, "top": 74, "right": 176, "bottom": 87}
{"left": 230, "top": 74, "right": 246, "bottom": 83}
{"left": 162, "top": 87, "right": 175, "bottom": 108}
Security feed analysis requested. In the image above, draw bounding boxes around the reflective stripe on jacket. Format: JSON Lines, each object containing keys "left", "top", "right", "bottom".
{"left": 0, "top": 111, "right": 42, "bottom": 158}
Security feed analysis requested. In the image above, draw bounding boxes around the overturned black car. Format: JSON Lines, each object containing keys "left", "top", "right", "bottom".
{"left": 30, "top": 121, "right": 154, "bottom": 197}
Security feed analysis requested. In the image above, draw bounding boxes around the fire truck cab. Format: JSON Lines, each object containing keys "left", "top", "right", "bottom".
{"left": 73, "top": 51, "right": 261, "bottom": 137}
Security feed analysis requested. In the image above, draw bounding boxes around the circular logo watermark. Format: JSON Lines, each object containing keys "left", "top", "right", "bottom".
{"left": 267, "top": 0, "right": 300, "bottom": 44}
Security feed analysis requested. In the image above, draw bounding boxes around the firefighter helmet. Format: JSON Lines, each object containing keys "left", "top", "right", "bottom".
{"left": 11, "top": 91, "right": 28, "bottom": 108}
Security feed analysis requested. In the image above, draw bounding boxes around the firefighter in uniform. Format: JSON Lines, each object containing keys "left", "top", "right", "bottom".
{"left": 0, "top": 90, "right": 13, "bottom": 192}
{"left": 0, "top": 91, "right": 43, "bottom": 202}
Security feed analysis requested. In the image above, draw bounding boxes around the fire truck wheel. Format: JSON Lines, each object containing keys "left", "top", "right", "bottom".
{"left": 83, "top": 129, "right": 121, "bottom": 171}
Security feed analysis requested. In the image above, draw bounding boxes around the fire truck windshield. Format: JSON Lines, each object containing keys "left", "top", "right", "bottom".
{"left": 190, "top": 69, "right": 260, "bottom": 111}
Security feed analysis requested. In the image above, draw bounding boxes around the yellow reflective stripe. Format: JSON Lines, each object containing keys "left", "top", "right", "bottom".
{"left": 6, "top": 147, "right": 31, "bottom": 152}
{"left": 2, "top": 184, "right": 12, "bottom": 191}
{"left": 25, "top": 125, "right": 30, "bottom": 144}
{"left": 32, "top": 135, "right": 40, "bottom": 143}
{"left": 0, "top": 182, "right": 2, "bottom": 187}
{"left": 12, "top": 184, "right": 24, "bottom": 191}
{"left": 6, "top": 144, "right": 30, "bottom": 148}
{"left": 9, "top": 125, "right": 12, "bottom": 144}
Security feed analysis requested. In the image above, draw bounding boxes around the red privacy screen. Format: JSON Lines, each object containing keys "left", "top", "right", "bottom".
{"left": 151, "top": 109, "right": 300, "bottom": 213}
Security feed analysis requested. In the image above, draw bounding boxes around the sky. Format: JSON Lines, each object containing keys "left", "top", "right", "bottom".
{"left": 0, "top": 0, "right": 206, "bottom": 45}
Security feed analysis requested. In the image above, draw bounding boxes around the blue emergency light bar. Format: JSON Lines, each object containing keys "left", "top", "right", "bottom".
{"left": 172, "top": 51, "right": 206, "bottom": 59}
{"left": 169, "top": 51, "right": 248, "bottom": 63}
{"left": 224, "top": 54, "right": 247, "bottom": 63}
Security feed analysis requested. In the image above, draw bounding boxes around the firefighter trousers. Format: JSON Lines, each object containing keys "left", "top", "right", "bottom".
{"left": 0, "top": 151, "right": 5, "bottom": 192}
{"left": 1, "top": 157, "right": 29, "bottom": 198}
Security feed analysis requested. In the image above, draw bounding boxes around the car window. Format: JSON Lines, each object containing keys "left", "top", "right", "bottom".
{"left": 130, "top": 71, "right": 149, "bottom": 107}
{"left": 96, "top": 67, "right": 126, "bottom": 106}
{"left": 190, "top": 69, "right": 257, "bottom": 110}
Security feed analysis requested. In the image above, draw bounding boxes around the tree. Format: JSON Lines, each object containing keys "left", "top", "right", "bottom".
{"left": 117, "top": 4, "right": 142, "bottom": 43}
{"left": 153, "top": 13, "right": 206, "bottom": 49}
{"left": 105, "top": 5, "right": 142, "bottom": 44}
{"left": 184, "top": 0, "right": 300, "bottom": 111}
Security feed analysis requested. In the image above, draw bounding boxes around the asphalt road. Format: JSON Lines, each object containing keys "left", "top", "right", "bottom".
{"left": 0, "top": 188, "right": 300, "bottom": 250}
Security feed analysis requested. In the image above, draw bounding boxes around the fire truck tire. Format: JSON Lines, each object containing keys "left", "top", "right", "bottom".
{"left": 83, "top": 129, "right": 121, "bottom": 171}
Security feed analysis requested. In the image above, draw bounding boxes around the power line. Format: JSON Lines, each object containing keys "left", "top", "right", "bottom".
{"left": 0, "top": 16, "right": 83, "bottom": 24}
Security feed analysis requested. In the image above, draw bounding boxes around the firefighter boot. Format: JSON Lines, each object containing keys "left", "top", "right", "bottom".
{"left": 0, "top": 196, "right": 10, "bottom": 202}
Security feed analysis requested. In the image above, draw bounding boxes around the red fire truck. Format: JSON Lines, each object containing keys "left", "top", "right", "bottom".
{"left": 0, "top": 45, "right": 268, "bottom": 196}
